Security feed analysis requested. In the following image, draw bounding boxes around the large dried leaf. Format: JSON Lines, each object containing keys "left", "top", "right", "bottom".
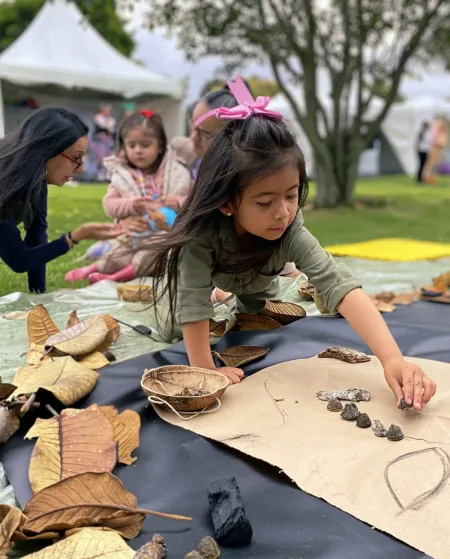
{"left": 0, "top": 406, "right": 20, "bottom": 443}
{"left": 261, "top": 300, "right": 306, "bottom": 325}
{"left": 25, "top": 528, "right": 135, "bottom": 558}
{"left": 0, "top": 504, "right": 27, "bottom": 555}
{"left": 45, "top": 317, "right": 109, "bottom": 356}
{"left": 27, "top": 305, "right": 60, "bottom": 346}
{"left": 233, "top": 313, "right": 281, "bottom": 331}
{"left": 25, "top": 405, "right": 117, "bottom": 494}
{"left": 0, "top": 382, "right": 17, "bottom": 399}
{"left": 298, "top": 282, "right": 314, "bottom": 300}
{"left": 10, "top": 356, "right": 98, "bottom": 406}
{"left": 77, "top": 351, "right": 110, "bottom": 370}
{"left": 67, "top": 312, "right": 120, "bottom": 343}
{"left": 26, "top": 343, "right": 53, "bottom": 366}
{"left": 213, "top": 345, "right": 269, "bottom": 368}
{"left": 23, "top": 472, "right": 145, "bottom": 539}
{"left": 99, "top": 406, "right": 140, "bottom": 465}
{"left": 391, "top": 292, "right": 418, "bottom": 305}
{"left": 12, "top": 530, "right": 60, "bottom": 542}
{"left": 370, "top": 297, "right": 396, "bottom": 313}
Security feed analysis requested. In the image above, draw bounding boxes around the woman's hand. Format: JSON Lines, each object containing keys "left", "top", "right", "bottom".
{"left": 383, "top": 357, "right": 436, "bottom": 410}
{"left": 71, "top": 223, "right": 127, "bottom": 242}
{"left": 118, "top": 216, "right": 149, "bottom": 233}
{"left": 215, "top": 367, "right": 244, "bottom": 385}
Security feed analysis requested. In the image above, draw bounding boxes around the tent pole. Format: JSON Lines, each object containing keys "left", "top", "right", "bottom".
{"left": 0, "top": 80, "right": 4, "bottom": 138}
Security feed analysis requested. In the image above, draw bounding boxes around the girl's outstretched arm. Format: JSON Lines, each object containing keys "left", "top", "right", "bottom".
{"left": 337, "top": 288, "right": 436, "bottom": 410}
{"left": 182, "top": 320, "right": 244, "bottom": 384}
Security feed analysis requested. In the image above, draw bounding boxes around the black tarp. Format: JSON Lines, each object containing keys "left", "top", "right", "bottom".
{"left": 2, "top": 301, "right": 449, "bottom": 558}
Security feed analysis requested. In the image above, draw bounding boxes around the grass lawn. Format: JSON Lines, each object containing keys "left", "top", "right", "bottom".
{"left": 1, "top": 175, "right": 449, "bottom": 297}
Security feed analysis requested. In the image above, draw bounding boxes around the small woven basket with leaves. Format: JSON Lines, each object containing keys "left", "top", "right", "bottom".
{"left": 141, "top": 366, "right": 228, "bottom": 414}
{"left": 117, "top": 284, "right": 153, "bottom": 303}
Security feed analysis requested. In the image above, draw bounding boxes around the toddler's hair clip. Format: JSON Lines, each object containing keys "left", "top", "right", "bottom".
{"left": 140, "top": 109, "right": 154, "bottom": 118}
{"left": 194, "top": 76, "right": 283, "bottom": 127}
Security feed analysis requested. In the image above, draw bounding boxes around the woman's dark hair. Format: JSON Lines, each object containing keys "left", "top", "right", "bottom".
{"left": 0, "top": 107, "right": 88, "bottom": 223}
{"left": 116, "top": 111, "right": 167, "bottom": 172}
{"left": 202, "top": 80, "right": 253, "bottom": 111}
{"left": 147, "top": 115, "right": 309, "bottom": 330}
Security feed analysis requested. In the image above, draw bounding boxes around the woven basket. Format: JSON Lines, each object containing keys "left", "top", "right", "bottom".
{"left": 117, "top": 284, "right": 153, "bottom": 303}
{"left": 141, "top": 365, "right": 228, "bottom": 412}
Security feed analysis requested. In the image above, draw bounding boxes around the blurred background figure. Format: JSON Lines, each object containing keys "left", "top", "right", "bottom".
{"left": 416, "top": 121, "right": 431, "bottom": 183}
{"left": 423, "top": 118, "right": 448, "bottom": 184}
{"left": 91, "top": 103, "right": 117, "bottom": 181}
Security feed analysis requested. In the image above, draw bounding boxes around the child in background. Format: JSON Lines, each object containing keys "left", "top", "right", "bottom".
{"left": 65, "top": 109, "right": 191, "bottom": 284}
{"left": 146, "top": 77, "right": 436, "bottom": 410}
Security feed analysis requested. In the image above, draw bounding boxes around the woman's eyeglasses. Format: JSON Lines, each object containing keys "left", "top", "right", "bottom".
{"left": 60, "top": 152, "right": 83, "bottom": 171}
{"left": 189, "top": 121, "right": 215, "bottom": 143}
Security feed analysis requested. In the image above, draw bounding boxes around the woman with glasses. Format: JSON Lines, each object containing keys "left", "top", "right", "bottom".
{"left": 0, "top": 107, "right": 124, "bottom": 293}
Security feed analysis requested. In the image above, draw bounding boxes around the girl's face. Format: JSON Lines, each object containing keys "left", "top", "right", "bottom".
{"left": 223, "top": 166, "right": 300, "bottom": 240}
{"left": 46, "top": 136, "right": 87, "bottom": 186}
{"left": 124, "top": 126, "right": 162, "bottom": 171}
{"left": 190, "top": 101, "right": 224, "bottom": 158}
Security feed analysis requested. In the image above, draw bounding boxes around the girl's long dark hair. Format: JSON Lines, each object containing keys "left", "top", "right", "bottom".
{"left": 147, "top": 116, "right": 309, "bottom": 330}
{"left": 0, "top": 107, "right": 88, "bottom": 224}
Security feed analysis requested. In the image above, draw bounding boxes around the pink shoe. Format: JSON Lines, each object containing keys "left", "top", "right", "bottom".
{"left": 65, "top": 263, "right": 98, "bottom": 282}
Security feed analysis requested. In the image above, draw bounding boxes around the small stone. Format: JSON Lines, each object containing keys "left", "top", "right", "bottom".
{"left": 399, "top": 398, "right": 413, "bottom": 410}
{"left": 356, "top": 412, "right": 371, "bottom": 428}
{"left": 371, "top": 420, "right": 388, "bottom": 437}
{"left": 327, "top": 398, "right": 343, "bottom": 412}
{"left": 387, "top": 424, "right": 404, "bottom": 441}
{"left": 340, "top": 403, "right": 360, "bottom": 421}
{"left": 134, "top": 534, "right": 167, "bottom": 559}
{"left": 185, "top": 537, "right": 220, "bottom": 559}
{"left": 317, "top": 346, "right": 371, "bottom": 364}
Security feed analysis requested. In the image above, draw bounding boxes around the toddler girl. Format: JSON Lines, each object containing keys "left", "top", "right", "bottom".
{"left": 147, "top": 78, "right": 436, "bottom": 410}
{"left": 65, "top": 110, "right": 191, "bottom": 284}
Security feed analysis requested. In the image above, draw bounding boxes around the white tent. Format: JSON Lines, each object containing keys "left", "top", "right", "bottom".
{"left": 0, "top": 0, "right": 185, "bottom": 138}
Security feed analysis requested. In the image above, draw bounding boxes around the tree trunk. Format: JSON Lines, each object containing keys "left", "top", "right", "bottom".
{"left": 313, "top": 162, "right": 345, "bottom": 208}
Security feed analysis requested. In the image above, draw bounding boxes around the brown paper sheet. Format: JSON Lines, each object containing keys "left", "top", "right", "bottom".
{"left": 154, "top": 356, "right": 450, "bottom": 559}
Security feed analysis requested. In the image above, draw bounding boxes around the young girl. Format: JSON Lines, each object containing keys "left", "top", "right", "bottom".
{"left": 148, "top": 77, "right": 436, "bottom": 410}
{"left": 65, "top": 110, "right": 191, "bottom": 284}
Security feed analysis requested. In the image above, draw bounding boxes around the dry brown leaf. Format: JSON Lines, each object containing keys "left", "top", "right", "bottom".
{"left": 314, "top": 292, "right": 329, "bottom": 314}
{"left": 432, "top": 271, "right": 450, "bottom": 293}
{"left": 27, "top": 305, "right": 60, "bottom": 346}
{"left": 66, "top": 310, "right": 81, "bottom": 328}
{"left": 10, "top": 356, "right": 98, "bottom": 406}
{"left": 0, "top": 406, "right": 20, "bottom": 443}
{"left": 298, "top": 282, "right": 314, "bottom": 300}
{"left": 213, "top": 345, "right": 269, "bottom": 368}
{"left": 12, "top": 530, "right": 60, "bottom": 541}
{"left": 209, "top": 319, "right": 232, "bottom": 337}
{"left": 99, "top": 406, "right": 140, "bottom": 465}
{"left": 25, "top": 528, "right": 135, "bottom": 558}
{"left": 45, "top": 316, "right": 109, "bottom": 356}
{"left": 0, "top": 382, "right": 17, "bottom": 399}
{"left": 261, "top": 301, "right": 306, "bottom": 325}
{"left": 233, "top": 313, "right": 282, "bottom": 331}
{"left": 77, "top": 351, "right": 110, "bottom": 370}
{"left": 2, "top": 310, "right": 30, "bottom": 320}
{"left": 117, "top": 284, "right": 153, "bottom": 303}
{"left": 0, "top": 504, "right": 27, "bottom": 555}
{"left": 23, "top": 472, "right": 145, "bottom": 538}
{"left": 103, "top": 315, "right": 120, "bottom": 342}
{"left": 26, "top": 343, "right": 53, "bottom": 366}
{"left": 372, "top": 300, "right": 396, "bottom": 313}
{"left": 25, "top": 405, "right": 117, "bottom": 494}
{"left": 391, "top": 292, "right": 418, "bottom": 305}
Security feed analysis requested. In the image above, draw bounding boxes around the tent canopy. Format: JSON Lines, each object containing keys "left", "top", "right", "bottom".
{"left": 0, "top": 0, "right": 182, "bottom": 99}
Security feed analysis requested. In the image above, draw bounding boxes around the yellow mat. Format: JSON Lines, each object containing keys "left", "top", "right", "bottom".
{"left": 325, "top": 238, "right": 450, "bottom": 262}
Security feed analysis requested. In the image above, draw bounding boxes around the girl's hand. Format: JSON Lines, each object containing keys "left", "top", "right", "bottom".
{"left": 133, "top": 196, "right": 155, "bottom": 215}
{"left": 119, "top": 216, "right": 149, "bottom": 233}
{"left": 215, "top": 366, "right": 244, "bottom": 385}
{"left": 160, "top": 195, "right": 181, "bottom": 211}
{"left": 383, "top": 357, "right": 436, "bottom": 410}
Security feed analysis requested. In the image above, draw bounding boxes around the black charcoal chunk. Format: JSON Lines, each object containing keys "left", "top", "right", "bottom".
{"left": 207, "top": 477, "right": 253, "bottom": 546}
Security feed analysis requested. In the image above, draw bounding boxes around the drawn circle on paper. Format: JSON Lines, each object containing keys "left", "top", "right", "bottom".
{"left": 384, "top": 447, "right": 450, "bottom": 512}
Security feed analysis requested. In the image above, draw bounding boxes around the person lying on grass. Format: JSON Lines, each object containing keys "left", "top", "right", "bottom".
{"left": 145, "top": 77, "right": 436, "bottom": 411}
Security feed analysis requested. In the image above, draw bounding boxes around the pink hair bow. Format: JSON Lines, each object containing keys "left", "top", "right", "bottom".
{"left": 194, "top": 77, "right": 283, "bottom": 127}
